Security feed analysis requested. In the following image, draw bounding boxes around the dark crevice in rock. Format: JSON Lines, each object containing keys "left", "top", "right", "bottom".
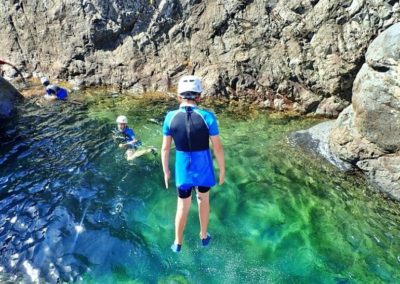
{"left": 387, "top": 0, "right": 398, "bottom": 5}
{"left": 210, "top": 0, "right": 254, "bottom": 39}
{"left": 304, "top": 32, "right": 314, "bottom": 42}
{"left": 371, "top": 65, "right": 390, "bottom": 73}
{"left": 7, "top": 16, "right": 24, "bottom": 56}
{"left": 340, "top": 56, "right": 366, "bottom": 102}
{"left": 89, "top": 19, "right": 120, "bottom": 51}
{"left": 230, "top": 77, "right": 238, "bottom": 91}
{"left": 292, "top": 5, "right": 306, "bottom": 15}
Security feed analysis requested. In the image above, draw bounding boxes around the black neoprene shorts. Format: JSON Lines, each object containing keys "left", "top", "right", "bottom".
{"left": 177, "top": 186, "right": 210, "bottom": 199}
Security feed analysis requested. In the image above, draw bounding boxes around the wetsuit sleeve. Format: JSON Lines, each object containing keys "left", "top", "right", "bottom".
{"left": 162, "top": 112, "right": 173, "bottom": 136}
{"left": 46, "top": 85, "right": 59, "bottom": 95}
{"left": 125, "top": 128, "right": 136, "bottom": 142}
{"left": 46, "top": 87, "right": 56, "bottom": 95}
{"left": 205, "top": 111, "right": 219, "bottom": 136}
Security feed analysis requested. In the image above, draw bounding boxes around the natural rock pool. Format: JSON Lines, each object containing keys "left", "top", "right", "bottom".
{"left": 1, "top": 92, "right": 400, "bottom": 283}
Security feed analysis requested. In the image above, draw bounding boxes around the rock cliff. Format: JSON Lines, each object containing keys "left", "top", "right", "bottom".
{"left": 329, "top": 23, "right": 400, "bottom": 200}
{"left": 0, "top": 0, "right": 399, "bottom": 115}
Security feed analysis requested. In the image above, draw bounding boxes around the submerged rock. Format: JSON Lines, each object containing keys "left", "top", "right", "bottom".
{"left": 0, "top": 76, "right": 23, "bottom": 122}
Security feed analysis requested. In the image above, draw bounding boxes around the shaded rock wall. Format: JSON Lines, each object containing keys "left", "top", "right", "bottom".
{"left": 0, "top": 76, "right": 23, "bottom": 122}
{"left": 0, "top": 0, "right": 399, "bottom": 115}
{"left": 329, "top": 23, "right": 400, "bottom": 200}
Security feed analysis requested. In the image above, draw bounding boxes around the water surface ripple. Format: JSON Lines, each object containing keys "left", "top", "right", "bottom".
{"left": 0, "top": 97, "right": 399, "bottom": 283}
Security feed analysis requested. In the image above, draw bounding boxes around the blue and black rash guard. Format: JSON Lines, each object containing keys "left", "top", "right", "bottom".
{"left": 46, "top": 84, "right": 68, "bottom": 100}
{"left": 163, "top": 104, "right": 220, "bottom": 189}
{"left": 122, "top": 127, "right": 136, "bottom": 143}
{"left": 114, "top": 126, "right": 142, "bottom": 149}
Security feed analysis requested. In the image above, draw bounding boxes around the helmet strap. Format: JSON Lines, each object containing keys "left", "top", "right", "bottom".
{"left": 178, "top": 96, "right": 200, "bottom": 104}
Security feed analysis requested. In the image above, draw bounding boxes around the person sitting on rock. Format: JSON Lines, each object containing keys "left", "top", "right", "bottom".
{"left": 113, "top": 115, "right": 156, "bottom": 161}
{"left": 41, "top": 77, "right": 68, "bottom": 101}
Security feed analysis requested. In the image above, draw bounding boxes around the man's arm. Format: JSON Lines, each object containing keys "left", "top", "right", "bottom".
{"left": 161, "top": 135, "right": 172, "bottom": 189}
{"left": 210, "top": 135, "right": 225, "bottom": 185}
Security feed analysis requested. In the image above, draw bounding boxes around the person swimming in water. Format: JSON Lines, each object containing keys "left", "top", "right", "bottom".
{"left": 113, "top": 115, "right": 156, "bottom": 161}
{"left": 41, "top": 77, "right": 68, "bottom": 101}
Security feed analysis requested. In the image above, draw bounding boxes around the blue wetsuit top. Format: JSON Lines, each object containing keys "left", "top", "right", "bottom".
{"left": 163, "top": 104, "right": 219, "bottom": 189}
{"left": 46, "top": 84, "right": 68, "bottom": 100}
{"left": 116, "top": 126, "right": 142, "bottom": 149}
{"left": 122, "top": 127, "right": 136, "bottom": 142}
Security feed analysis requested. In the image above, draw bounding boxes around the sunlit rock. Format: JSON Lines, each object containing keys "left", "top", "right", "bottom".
{"left": 329, "top": 23, "right": 400, "bottom": 200}
{"left": 0, "top": 1, "right": 399, "bottom": 112}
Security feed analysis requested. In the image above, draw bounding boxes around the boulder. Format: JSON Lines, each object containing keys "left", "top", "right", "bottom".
{"left": 0, "top": 76, "right": 23, "bottom": 122}
{"left": 352, "top": 23, "right": 400, "bottom": 152}
{"left": 329, "top": 23, "right": 400, "bottom": 200}
{"left": 357, "top": 155, "right": 400, "bottom": 200}
{"left": 289, "top": 120, "right": 352, "bottom": 171}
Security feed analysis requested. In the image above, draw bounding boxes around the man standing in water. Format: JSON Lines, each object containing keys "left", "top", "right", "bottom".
{"left": 161, "top": 75, "right": 225, "bottom": 253}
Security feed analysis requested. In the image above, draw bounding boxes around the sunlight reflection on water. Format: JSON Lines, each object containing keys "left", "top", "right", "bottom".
{"left": 0, "top": 94, "right": 399, "bottom": 283}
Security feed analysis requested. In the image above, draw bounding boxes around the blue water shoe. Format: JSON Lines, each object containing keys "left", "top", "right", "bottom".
{"left": 201, "top": 233, "right": 211, "bottom": 247}
{"left": 171, "top": 243, "right": 181, "bottom": 253}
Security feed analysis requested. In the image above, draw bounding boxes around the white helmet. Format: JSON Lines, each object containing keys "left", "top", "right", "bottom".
{"left": 40, "top": 77, "right": 49, "bottom": 84}
{"left": 177, "top": 75, "right": 202, "bottom": 95}
{"left": 116, "top": 115, "right": 128, "bottom": 124}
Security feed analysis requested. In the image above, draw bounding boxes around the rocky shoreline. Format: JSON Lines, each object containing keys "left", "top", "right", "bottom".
{"left": 293, "top": 23, "right": 400, "bottom": 200}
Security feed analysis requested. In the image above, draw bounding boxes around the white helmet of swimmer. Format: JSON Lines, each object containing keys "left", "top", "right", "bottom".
{"left": 177, "top": 75, "right": 202, "bottom": 95}
{"left": 40, "top": 77, "right": 49, "bottom": 84}
{"left": 116, "top": 115, "right": 128, "bottom": 124}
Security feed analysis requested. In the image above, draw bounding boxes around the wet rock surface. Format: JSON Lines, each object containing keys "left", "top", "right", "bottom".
{"left": 289, "top": 120, "right": 352, "bottom": 171}
{"left": 0, "top": 76, "right": 23, "bottom": 122}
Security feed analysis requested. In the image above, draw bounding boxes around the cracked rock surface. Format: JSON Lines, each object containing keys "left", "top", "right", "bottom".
{"left": 0, "top": 0, "right": 399, "bottom": 115}
{"left": 329, "top": 23, "right": 400, "bottom": 200}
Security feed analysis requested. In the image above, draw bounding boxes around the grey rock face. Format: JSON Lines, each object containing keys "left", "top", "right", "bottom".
{"left": 289, "top": 120, "right": 352, "bottom": 171}
{"left": 329, "top": 23, "right": 400, "bottom": 200}
{"left": 357, "top": 155, "right": 400, "bottom": 200}
{"left": 0, "top": 76, "right": 23, "bottom": 122}
{"left": 0, "top": 0, "right": 399, "bottom": 115}
{"left": 353, "top": 24, "right": 400, "bottom": 152}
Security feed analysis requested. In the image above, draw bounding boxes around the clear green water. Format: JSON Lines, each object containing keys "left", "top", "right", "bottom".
{"left": 0, "top": 93, "right": 399, "bottom": 283}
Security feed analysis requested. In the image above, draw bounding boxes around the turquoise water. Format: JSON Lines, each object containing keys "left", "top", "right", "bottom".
{"left": 0, "top": 93, "right": 399, "bottom": 283}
